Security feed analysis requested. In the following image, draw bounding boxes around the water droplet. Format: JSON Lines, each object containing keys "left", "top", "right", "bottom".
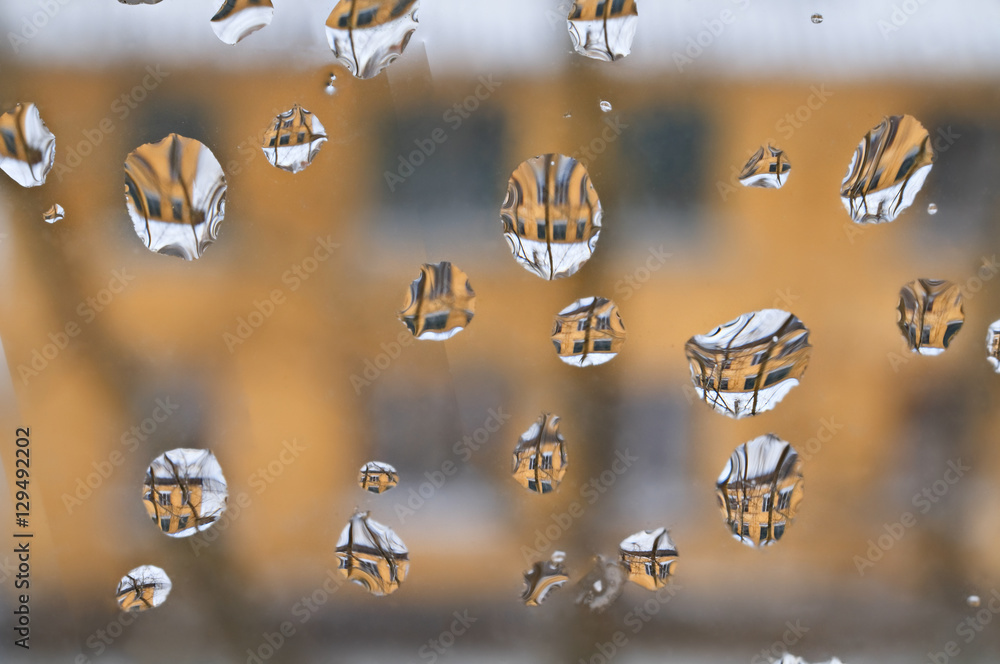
{"left": 142, "top": 448, "right": 228, "bottom": 538}
{"left": 335, "top": 510, "right": 409, "bottom": 596}
{"left": 927, "top": 203, "right": 938, "bottom": 215}
{"left": 897, "top": 279, "right": 964, "bottom": 356}
{"left": 967, "top": 594, "right": 981, "bottom": 607}
{"left": 619, "top": 527, "right": 678, "bottom": 590}
{"left": 324, "top": 72, "right": 338, "bottom": 95}
{"left": 358, "top": 461, "right": 398, "bottom": 494}
{"left": 43, "top": 203, "right": 64, "bottom": 224}
{"left": 325, "top": 0, "right": 419, "bottom": 79}
{"left": 398, "top": 262, "right": 475, "bottom": 340}
{"left": 117, "top": 0, "right": 164, "bottom": 4}
{"left": 567, "top": 0, "right": 638, "bottom": 61}
{"left": 261, "top": 105, "right": 327, "bottom": 174}
{"left": 986, "top": 320, "right": 1000, "bottom": 372}
{"left": 552, "top": 297, "right": 625, "bottom": 367}
{"left": 716, "top": 434, "right": 803, "bottom": 547}
{"left": 501, "top": 153, "right": 602, "bottom": 280}
{"left": 0, "top": 103, "right": 56, "bottom": 188}
{"left": 512, "top": 413, "right": 568, "bottom": 494}
{"left": 685, "top": 309, "right": 811, "bottom": 419}
{"left": 116, "top": 565, "right": 171, "bottom": 612}
{"left": 841, "top": 115, "right": 934, "bottom": 225}
{"left": 210, "top": 0, "right": 273, "bottom": 45}
{"left": 522, "top": 551, "right": 569, "bottom": 606}
{"left": 575, "top": 555, "right": 625, "bottom": 612}
{"left": 810, "top": 13, "right": 824, "bottom": 24}
{"left": 124, "top": 134, "right": 227, "bottom": 260}
{"left": 563, "top": 112, "right": 572, "bottom": 119}
{"left": 599, "top": 100, "right": 612, "bottom": 113}
{"left": 739, "top": 145, "right": 791, "bottom": 189}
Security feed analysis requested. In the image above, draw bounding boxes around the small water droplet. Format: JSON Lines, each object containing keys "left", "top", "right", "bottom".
{"left": 619, "top": 528, "right": 678, "bottom": 590}
{"left": 567, "top": 0, "right": 638, "bottom": 61}
{"left": 116, "top": 565, "right": 171, "bottom": 612}
{"left": 358, "top": 461, "right": 398, "bottom": 494}
{"left": 717, "top": 434, "right": 803, "bottom": 547}
{"left": 335, "top": 510, "right": 409, "bottom": 596}
{"left": 512, "top": 413, "right": 568, "bottom": 494}
{"left": 986, "top": 320, "right": 1000, "bottom": 372}
{"left": 325, "top": 0, "right": 419, "bottom": 79}
{"left": 563, "top": 112, "right": 572, "bottom": 119}
{"left": 142, "top": 448, "right": 228, "bottom": 538}
{"left": 43, "top": 203, "right": 64, "bottom": 224}
{"left": 117, "top": 0, "right": 164, "bottom": 4}
{"left": 522, "top": 551, "right": 569, "bottom": 606}
{"left": 124, "top": 134, "right": 227, "bottom": 260}
{"left": 501, "top": 154, "right": 602, "bottom": 280}
{"left": 599, "top": 100, "right": 612, "bottom": 113}
{"left": 739, "top": 145, "right": 791, "bottom": 189}
{"left": 210, "top": 0, "right": 273, "bottom": 45}
{"left": 842, "top": 115, "right": 933, "bottom": 225}
{"left": 262, "top": 105, "right": 327, "bottom": 174}
{"left": 686, "top": 309, "right": 811, "bottom": 418}
{"left": 927, "top": 203, "right": 938, "bottom": 215}
{"left": 811, "top": 13, "right": 824, "bottom": 23}
{"left": 967, "top": 594, "right": 981, "bottom": 607}
{"left": 0, "top": 103, "right": 56, "bottom": 188}
{"left": 324, "top": 72, "right": 338, "bottom": 95}
{"left": 575, "top": 555, "right": 625, "bottom": 612}
{"left": 552, "top": 297, "right": 625, "bottom": 367}
{"left": 398, "top": 262, "right": 476, "bottom": 340}
{"left": 898, "top": 279, "right": 964, "bottom": 356}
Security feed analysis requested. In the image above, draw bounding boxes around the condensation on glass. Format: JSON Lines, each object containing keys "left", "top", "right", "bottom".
{"left": 551, "top": 297, "right": 625, "bottom": 367}
{"left": 261, "top": 104, "right": 327, "bottom": 174}
{"left": 335, "top": 511, "right": 409, "bottom": 596}
{"left": 142, "top": 448, "right": 229, "bottom": 538}
{"left": 685, "top": 309, "right": 811, "bottom": 419}
{"left": 124, "top": 134, "right": 227, "bottom": 260}
{"left": 897, "top": 278, "right": 964, "bottom": 356}
{"left": 521, "top": 551, "right": 569, "bottom": 607}
{"left": 398, "top": 262, "right": 476, "bottom": 341}
{"left": 325, "top": 0, "right": 419, "bottom": 79}
{"left": 619, "top": 527, "right": 678, "bottom": 590}
{"left": 211, "top": 0, "right": 274, "bottom": 45}
{"left": 0, "top": 102, "right": 56, "bottom": 188}
{"left": 567, "top": 0, "right": 638, "bottom": 62}
{"left": 575, "top": 555, "right": 626, "bottom": 612}
{"left": 511, "top": 413, "right": 568, "bottom": 494}
{"left": 115, "top": 565, "right": 172, "bottom": 612}
{"left": 739, "top": 145, "right": 791, "bottom": 189}
{"left": 501, "top": 153, "right": 602, "bottom": 280}
{"left": 358, "top": 460, "right": 399, "bottom": 494}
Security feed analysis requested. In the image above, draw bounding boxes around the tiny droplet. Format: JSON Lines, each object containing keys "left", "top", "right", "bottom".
{"left": 599, "top": 100, "right": 612, "bottom": 113}
{"left": 967, "top": 595, "right": 981, "bottom": 607}
{"left": 927, "top": 203, "right": 938, "bottom": 215}
{"left": 811, "top": 13, "right": 823, "bottom": 24}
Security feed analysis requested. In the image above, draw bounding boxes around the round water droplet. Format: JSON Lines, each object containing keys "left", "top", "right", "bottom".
{"left": 512, "top": 413, "right": 568, "bottom": 494}
{"left": 552, "top": 297, "right": 625, "bottom": 367}
{"left": 43, "top": 203, "right": 64, "bottom": 224}
{"left": 619, "top": 527, "right": 678, "bottom": 590}
{"left": 125, "top": 134, "right": 227, "bottom": 260}
{"left": 142, "top": 448, "right": 228, "bottom": 538}
{"left": 398, "top": 262, "right": 476, "bottom": 340}
{"left": 522, "top": 551, "right": 569, "bottom": 606}
{"left": 325, "top": 0, "right": 419, "bottom": 79}
{"left": 210, "top": 0, "right": 273, "bottom": 45}
{"left": 567, "top": 0, "right": 638, "bottom": 61}
{"left": 897, "top": 279, "right": 964, "bottom": 356}
{"left": 811, "top": 13, "right": 823, "bottom": 23}
{"left": 599, "top": 100, "right": 612, "bottom": 113}
{"left": 0, "top": 103, "right": 56, "bottom": 188}
{"left": 336, "top": 511, "right": 409, "bottom": 596}
{"left": 116, "top": 565, "right": 171, "bottom": 612}
{"left": 927, "top": 203, "right": 938, "bottom": 215}
{"left": 359, "top": 460, "right": 398, "bottom": 494}
{"left": 967, "top": 595, "right": 981, "bottom": 607}
{"left": 262, "top": 105, "right": 327, "bottom": 174}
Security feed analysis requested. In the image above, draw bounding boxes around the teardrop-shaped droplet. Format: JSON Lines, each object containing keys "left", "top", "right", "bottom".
{"left": 619, "top": 528, "right": 678, "bottom": 590}
{"left": 211, "top": 0, "right": 274, "bottom": 45}
{"left": 512, "top": 413, "right": 568, "bottom": 494}
{"left": 739, "top": 145, "right": 791, "bottom": 189}
{"left": 0, "top": 103, "right": 56, "bottom": 188}
{"left": 567, "top": 0, "right": 638, "bottom": 61}
{"left": 335, "top": 511, "right": 409, "bottom": 596}
{"left": 398, "top": 262, "right": 475, "bottom": 340}
{"left": 116, "top": 565, "right": 172, "bottom": 612}
{"left": 261, "top": 105, "right": 327, "bottom": 174}
{"left": 43, "top": 203, "right": 64, "bottom": 224}
{"left": 897, "top": 278, "right": 964, "bottom": 356}
{"left": 358, "top": 460, "right": 399, "bottom": 494}
{"left": 325, "top": 0, "right": 419, "bottom": 79}
{"left": 142, "top": 448, "right": 228, "bottom": 538}
{"left": 552, "top": 297, "right": 625, "bottom": 367}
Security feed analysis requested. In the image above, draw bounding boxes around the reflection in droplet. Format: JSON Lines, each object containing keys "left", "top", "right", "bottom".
{"left": 512, "top": 413, "right": 568, "bottom": 494}
{"left": 398, "top": 262, "right": 475, "bottom": 340}
{"left": 325, "top": 0, "right": 419, "bottom": 79}
{"left": 599, "top": 100, "right": 612, "bottom": 113}
{"left": 43, "top": 203, "right": 64, "bottom": 224}
{"left": 967, "top": 595, "right": 981, "bottom": 608}
{"left": 358, "top": 460, "right": 399, "bottom": 494}
{"left": 986, "top": 320, "right": 1000, "bottom": 372}
{"left": 575, "top": 555, "right": 625, "bottom": 613}
{"left": 552, "top": 297, "right": 625, "bottom": 367}
{"left": 927, "top": 203, "right": 938, "bottom": 215}
{"left": 115, "top": 565, "right": 171, "bottom": 612}
{"left": 685, "top": 309, "right": 811, "bottom": 419}
{"left": 0, "top": 103, "right": 56, "bottom": 188}
{"left": 142, "top": 448, "right": 228, "bottom": 538}
{"left": 567, "top": 0, "right": 638, "bottom": 61}
{"left": 810, "top": 13, "right": 824, "bottom": 23}
{"left": 619, "top": 528, "right": 678, "bottom": 590}
{"left": 324, "top": 72, "right": 338, "bottom": 96}
{"left": 841, "top": 115, "right": 934, "bottom": 225}
{"left": 261, "top": 105, "right": 327, "bottom": 174}
{"left": 124, "top": 134, "right": 227, "bottom": 260}
{"left": 211, "top": 0, "right": 274, "bottom": 45}
{"left": 739, "top": 145, "right": 791, "bottom": 189}
{"left": 501, "top": 154, "right": 602, "bottom": 280}
{"left": 522, "top": 551, "right": 569, "bottom": 607}
{"left": 897, "top": 279, "right": 964, "bottom": 356}
{"left": 335, "top": 511, "right": 409, "bottom": 596}
{"left": 716, "top": 434, "right": 803, "bottom": 547}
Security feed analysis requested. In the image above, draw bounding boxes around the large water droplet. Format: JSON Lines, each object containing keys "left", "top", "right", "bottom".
{"left": 685, "top": 309, "right": 811, "bottom": 419}
{"left": 0, "top": 103, "right": 56, "bottom": 188}
{"left": 619, "top": 528, "right": 678, "bottom": 590}
{"left": 262, "top": 105, "right": 327, "bottom": 174}
{"left": 398, "top": 262, "right": 475, "bottom": 340}
{"left": 359, "top": 460, "right": 398, "bottom": 494}
{"left": 116, "top": 565, "right": 171, "bottom": 612}
{"left": 567, "top": 0, "right": 638, "bottom": 61}
{"left": 335, "top": 511, "right": 409, "bottom": 596}
{"left": 210, "top": 0, "right": 274, "bottom": 45}
{"left": 501, "top": 154, "right": 602, "bottom": 280}
{"left": 142, "top": 448, "right": 228, "bottom": 538}
{"left": 841, "top": 115, "right": 934, "bottom": 225}
{"left": 986, "top": 320, "right": 1000, "bottom": 372}
{"left": 522, "top": 551, "right": 569, "bottom": 606}
{"left": 43, "top": 203, "right": 64, "bottom": 224}
{"left": 124, "top": 134, "right": 227, "bottom": 260}
{"left": 325, "top": 0, "right": 419, "bottom": 79}
{"left": 575, "top": 555, "right": 625, "bottom": 612}
{"left": 552, "top": 297, "right": 625, "bottom": 367}
{"left": 810, "top": 13, "right": 824, "bottom": 23}
{"left": 739, "top": 145, "right": 791, "bottom": 189}
{"left": 512, "top": 413, "right": 568, "bottom": 494}
{"left": 717, "top": 434, "right": 803, "bottom": 547}
{"left": 897, "top": 279, "right": 964, "bottom": 356}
